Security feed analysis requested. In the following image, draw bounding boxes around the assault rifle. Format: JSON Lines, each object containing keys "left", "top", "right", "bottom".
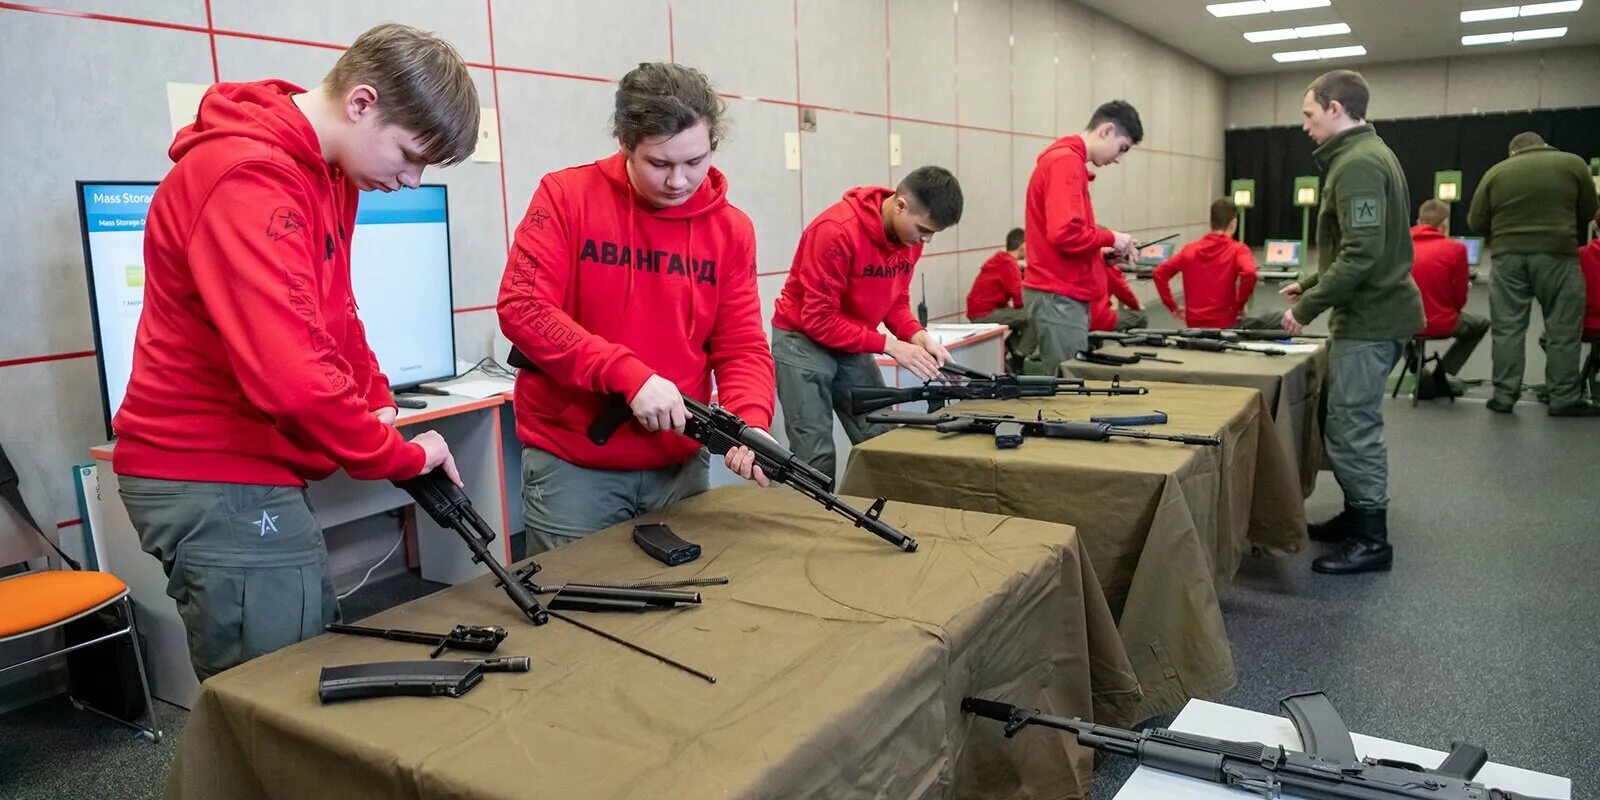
{"left": 962, "top": 692, "right": 1557, "bottom": 800}
{"left": 867, "top": 409, "right": 1221, "bottom": 448}
{"left": 850, "top": 362, "right": 1147, "bottom": 415}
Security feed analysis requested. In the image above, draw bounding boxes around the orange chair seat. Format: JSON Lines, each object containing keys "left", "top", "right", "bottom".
{"left": 0, "top": 571, "right": 129, "bottom": 639}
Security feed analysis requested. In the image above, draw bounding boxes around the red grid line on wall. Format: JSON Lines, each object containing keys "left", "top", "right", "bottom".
{"left": 0, "top": 0, "right": 1227, "bottom": 361}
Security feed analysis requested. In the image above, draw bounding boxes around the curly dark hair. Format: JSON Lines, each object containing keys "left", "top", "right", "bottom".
{"left": 611, "top": 62, "right": 727, "bottom": 150}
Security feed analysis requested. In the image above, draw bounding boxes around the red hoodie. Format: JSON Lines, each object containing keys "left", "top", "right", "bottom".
{"left": 1090, "top": 261, "right": 1141, "bottom": 331}
{"left": 113, "top": 81, "right": 423, "bottom": 486}
{"left": 966, "top": 250, "right": 1023, "bottom": 320}
{"left": 1152, "top": 232, "right": 1258, "bottom": 328}
{"left": 1024, "top": 136, "right": 1116, "bottom": 303}
{"left": 498, "top": 153, "right": 774, "bottom": 471}
{"left": 1408, "top": 224, "right": 1470, "bottom": 338}
{"left": 1581, "top": 238, "right": 1600, "bottom": 337}
{"left": 771, "top": 187, "right": 925, "bottom": 353}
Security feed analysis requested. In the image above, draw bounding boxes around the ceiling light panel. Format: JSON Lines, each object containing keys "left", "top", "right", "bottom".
{"left": 1460, "top": 1, "right": 1582, "bottom": 22}
{"left": 1272, "top": 44, "right": 1367, "bottom": 62}
{"left": 1207, "top": 0, "right": 1330, "bottom": 18}
{"left": 1462, "top": 25, "right": 1568, "bottom": 44}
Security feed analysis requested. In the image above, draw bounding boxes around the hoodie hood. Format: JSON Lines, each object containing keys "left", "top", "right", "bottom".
{"left": 170, "top": 80, "right": 326, "bottom": 175}
{"left": 1192, "top": 231, "right": 1241, "bottom": 259}
{"left": 1410, "top": 223, "right": 1446, "bottom": 241}
{"left": 595, "top": 151, "right": 729, "bottom": 219}
{"left": 1037, "top": 135, "right": 1096, "bottom": 181}
{"left": 844, "top": 186, "right": 906, "bottom": 254}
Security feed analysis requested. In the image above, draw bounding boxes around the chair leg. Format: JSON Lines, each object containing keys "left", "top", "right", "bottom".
{"left": 1412, "top": 342, "right": 1424, "bottom": 407}
{"left": 121, "top": 597, "right": 163, "bottom": 743}
{"left": 71, "top": 597, "right": 163, "bottom": 743}
{"left": 1392, "top": 341, "right": 1412, "bottom": 399}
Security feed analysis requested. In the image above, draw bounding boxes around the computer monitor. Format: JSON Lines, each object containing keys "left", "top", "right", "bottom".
{"left": 78, "top": 181, "right": 456, "bottom": 438}
{"left": 1451, "top": 236, "right": 1484, "bottom": 266}
{"left": 1135, "top": 241, "right": 1174, "bottom": 266}
{"left": 1263, "top": 240, "right": 1304, "bottom": 268}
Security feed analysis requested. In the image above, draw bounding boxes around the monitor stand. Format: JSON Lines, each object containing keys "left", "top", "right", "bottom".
{"left": 394, "top": 385, "right": 449, "bottom": 409}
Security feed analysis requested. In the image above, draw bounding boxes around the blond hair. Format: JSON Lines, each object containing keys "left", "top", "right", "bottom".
{"left": 324, "top": 23, "right": 480, "bottom": 166}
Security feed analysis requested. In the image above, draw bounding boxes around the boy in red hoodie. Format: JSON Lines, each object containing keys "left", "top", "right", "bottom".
{"left": 1153, "top": 198, "right": 1259, "bottom": 328}
{"left": 499, "top": 64, "right": 774, "bottom": 553}
{"left": 1090, "top": 259, "right": 1149, "bottom": 334}
{"left": 112, "top": 25, "right": 478, "bottom": 680}
{"left": 966, "top": 227, "right": 1034, "bottom": 364}
{"left": 1580, "top": 210, "right": 1600, "bottom": 396}
{"left": 770, "top": 167, "right": 965, "bottom": 480}
{"left": 1024, "top": 100, "right": 1143, "bottom": 371}
{"left": 1410, "top": 199, "right": 1488, "bottom": 395}
{"left": 1582, "top": 210, "right": 1600, "bottom": 339}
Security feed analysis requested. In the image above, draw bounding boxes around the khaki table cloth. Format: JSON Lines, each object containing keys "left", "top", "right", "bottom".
{"left": 1066, "top": 341, "right": 1329, "bottom": 498}
{"left": 841, "top": 381, "right": 1306, "bottom": 719}
{"left": 167, "top": 485, "right": 1141, "bottom": 800}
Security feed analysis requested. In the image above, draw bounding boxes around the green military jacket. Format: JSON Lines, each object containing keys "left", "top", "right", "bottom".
{"left": 1295, "top": 125, "right": 1425, "bottom": 341}
{"left": 1466, "top": 144, "right": 1598, "bottom": 256}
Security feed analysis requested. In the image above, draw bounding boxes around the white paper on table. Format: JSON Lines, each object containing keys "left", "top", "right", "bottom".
{"left": 926, "top": 323, "right": 1002, "bottom": 346}
{"left": 1241, "top": 341, "right": 1322, "bottom": 355}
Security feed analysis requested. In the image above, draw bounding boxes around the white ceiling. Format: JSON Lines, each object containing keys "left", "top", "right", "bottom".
{"left": 1073, "top": 0, "right": 1600, "bottom": 75}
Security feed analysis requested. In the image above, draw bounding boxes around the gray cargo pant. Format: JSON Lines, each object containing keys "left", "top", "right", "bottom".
{"left": 974, "top": 306, "right": 1037, "bottom": 359}
{"left": 120, "top": 476, "right": 337, "bottom": 681}
{"left": 1025, "top": 288, "right": 1092, "bottom": 373}
{"left": 1490, "top": 253, "right": 1586, "bottom": 409}
{"left": 1438, "top": 312, "right": 1490, "bottom": 377}
{"left": 521, "top": 446, "right": 710, "bottom": 556}
{"left": 1323, "top": 339, "right": 1405, "bottom": 511}
{"left": 772, "top": 327, "right": 891, "bottom": 481}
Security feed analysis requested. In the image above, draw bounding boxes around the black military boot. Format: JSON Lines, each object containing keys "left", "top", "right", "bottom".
{"left": 1307, "top": 506, "right": 1356, "bottom": 542}
{"left": 1312, "top": 509, "right": 1393, "bottom": 574}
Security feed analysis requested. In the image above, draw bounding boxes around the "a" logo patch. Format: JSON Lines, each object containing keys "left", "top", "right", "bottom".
{"left": 1346, "top": 194, "right": 1382, "bottom": 229}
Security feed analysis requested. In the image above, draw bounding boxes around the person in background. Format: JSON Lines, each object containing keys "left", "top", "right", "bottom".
{"left": 1153, "top": 198, "right": 1258, "bottom": 328}
{"left": 1277, "top": 69, "right": 1424, "bottom": 575}
{"left": 770, "top": 167, "right": 963, "bottom": 479}
{"left": 1468, "top": 131, "right": 1600, "bottom": 416}
{"left": 1408, "top": 199, "right": 1488, "bottom": 398}
{"left": 1089, "top": 257, "right": 1148, "bottom": 334}
{"left": 498, "top": 62, "right": 774, "bottom": 555}
{"left": 113, "top": 24, "right": 476, "bottom": 679}
{"left": 1580, "top": 209, "right": 1600, "bottom": 398}
{"left": 967, "top": 226, "right": 1034, "bottom": 369}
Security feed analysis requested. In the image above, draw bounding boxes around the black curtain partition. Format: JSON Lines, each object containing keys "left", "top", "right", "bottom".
{"left": 1224, "top": 106, "right": 1600, "bottom": 248}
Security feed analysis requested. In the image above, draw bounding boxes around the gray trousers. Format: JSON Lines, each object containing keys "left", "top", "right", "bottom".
{"left": 521, "top": 446, "right": 710, "bottom": 556}
{"left": 1490, "top": 253, "right": 1586, "bottom": 409}
{"left": 772, "top": 327, "right": 891, "bottom": 481}
{"left": 974, "top": 306, "right": 1036, "bottom": 359}
{"left": 1324, "top": 339, "right": 1405, "bottom": 511}
{"left": 1113, "top": 307, "right": 1149, "bottom": 332}
{"left": 1436, "top": 312, "right": 1490, "bottom": 377}
{"left": 1025, "top": 288, "right": 1091, "bottom": 373}
{"left": 120, "top": 476, "right": 337, "bottom": 681}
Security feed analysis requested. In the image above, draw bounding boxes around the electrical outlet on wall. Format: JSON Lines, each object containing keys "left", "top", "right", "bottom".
{"left": 784, "top": 132, "right": 800, "bottom": 171}
{"left": 889, "top": 133, "right": 903, "bottom": 167}
{"left": 471, "top": 108, "right": 501, "bottom": 163}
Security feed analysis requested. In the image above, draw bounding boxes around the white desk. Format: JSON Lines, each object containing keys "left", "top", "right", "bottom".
{"left": 1114, "top": 699, "right": 1571, "bottom": 799}
{"left": 83, "top": 393, "right": 513, "bottom": 708}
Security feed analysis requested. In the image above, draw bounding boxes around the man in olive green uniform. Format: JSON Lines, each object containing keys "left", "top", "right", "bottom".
{"left": 1278, "top": 70, "right": 1424, "bottom": 576}
{"left": 1467, "top": 132, "right": 1600, "bottom": 416}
